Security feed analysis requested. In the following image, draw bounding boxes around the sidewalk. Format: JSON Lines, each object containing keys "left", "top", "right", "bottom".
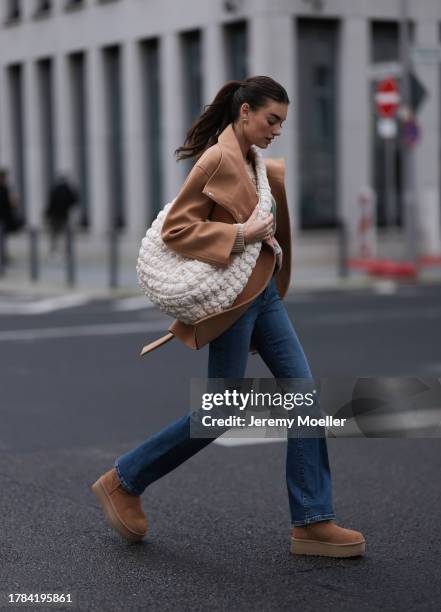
{"left": 1, "top": 227, "right": 441, "bottom": 299}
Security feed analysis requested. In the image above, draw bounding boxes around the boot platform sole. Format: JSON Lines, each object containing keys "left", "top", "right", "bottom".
{"left": 91, "top": 478, "right": 146, "bottom": 542}
{"left": 291, "top": 537, "right": 366, "bottom": 558}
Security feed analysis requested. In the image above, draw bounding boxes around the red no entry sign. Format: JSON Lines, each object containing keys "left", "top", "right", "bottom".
{"left": 375, "top": 78, "right": 400, "bottom": 117}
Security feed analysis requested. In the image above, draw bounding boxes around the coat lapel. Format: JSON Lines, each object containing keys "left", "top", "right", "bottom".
{"left": 202, "top": 123, "right": 258, "bottom": 223}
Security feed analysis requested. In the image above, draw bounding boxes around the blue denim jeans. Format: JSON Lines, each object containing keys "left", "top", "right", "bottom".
{"left": 115, "top": 273, "right": 336, "bottom": 526}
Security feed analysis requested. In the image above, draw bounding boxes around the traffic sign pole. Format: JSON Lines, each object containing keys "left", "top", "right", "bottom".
{"left": 375, "top": 78, "right": 400, "bottom": 230}
{"left": 385, "top": 137, "right": 397, "bottom": 227}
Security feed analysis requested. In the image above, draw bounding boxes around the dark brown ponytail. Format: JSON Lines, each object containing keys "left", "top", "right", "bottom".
{"left": 175, "top": 75, "right": 289, "bottom": 161}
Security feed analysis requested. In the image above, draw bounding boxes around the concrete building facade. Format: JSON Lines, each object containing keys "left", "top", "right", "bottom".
{"left": 0, "top": 0, "right": 440, "bottom": 258}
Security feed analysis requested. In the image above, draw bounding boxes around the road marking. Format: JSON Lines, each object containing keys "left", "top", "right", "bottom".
{"left": 0, "top": 304, "right": 440, "bottom": 342}
{"left": 0, "top": 320, "right": 170, "bottom": 342}
{"left": 373, "top": 280, "right": 397, "bottom": 294}
{"left": 0, "top": 294, "right": 91, "bottom": 315}
{"left": 0, "top": 299, "right": 440, "bottom": 343}
{"left": 113, "top": 296, "right": 154, "bottom": 312}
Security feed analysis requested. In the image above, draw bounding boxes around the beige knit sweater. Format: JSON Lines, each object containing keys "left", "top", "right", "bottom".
{"left": 231, "top": 157, "right": 283, "bottom": 272}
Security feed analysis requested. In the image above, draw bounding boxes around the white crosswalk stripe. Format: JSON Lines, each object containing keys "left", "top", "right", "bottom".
{"left": 0, "top": 320, "right": 167, "bottom": 342}
{"left": 0, "top": 294, "right": 91, "bottom": 314}
{"left": 112, "top": 296, "right": 154, "bottom": 312}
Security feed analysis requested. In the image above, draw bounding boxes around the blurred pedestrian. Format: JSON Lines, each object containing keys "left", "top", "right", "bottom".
{"left": 45, "top": 175, "right": 79, "bottom": 255}
{"left": 91, "top": 76, "right": 366, "bottom": 558}
{"left": 0, "top": 168, "right": 19, "bottom": 266}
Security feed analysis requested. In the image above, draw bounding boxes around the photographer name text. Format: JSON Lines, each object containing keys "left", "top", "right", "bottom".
{"left": 201, "top": 415, "right": 347, "bottom": 428}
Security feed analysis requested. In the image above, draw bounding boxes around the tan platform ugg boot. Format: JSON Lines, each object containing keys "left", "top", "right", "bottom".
{"left": 291, "top": 519, "right": 365, "bottom": 557}
{"left": 91, "top": 468, "right": 148, "bottom": 542}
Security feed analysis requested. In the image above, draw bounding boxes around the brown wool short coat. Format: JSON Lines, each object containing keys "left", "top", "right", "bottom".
{"left": 140, "top": 122, "right": 292, "bottom": 357}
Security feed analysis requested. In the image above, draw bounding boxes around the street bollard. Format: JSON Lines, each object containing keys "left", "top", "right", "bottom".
{"left": 29, "top": 227, "right": 40, "bottom": 282}
{"left": 337, "top": 218, "right": 349, "bottom": 278}
{"left": 65, "top": 218, "right": 76, "bottom": 287}
{"left": 109, "top": 227, "right": 119, "bottom": 289}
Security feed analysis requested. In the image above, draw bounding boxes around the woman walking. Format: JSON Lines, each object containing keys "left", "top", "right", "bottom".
{"left": 92, "top": 76, "right": 365, "bottom": 558}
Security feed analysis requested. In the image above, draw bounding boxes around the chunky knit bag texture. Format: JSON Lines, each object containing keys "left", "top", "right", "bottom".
{"left": 136, "top": 145, "right": 272, "bottom": 325}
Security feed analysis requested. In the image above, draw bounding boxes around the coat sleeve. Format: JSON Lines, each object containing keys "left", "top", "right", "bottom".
{"left": 161, "top": 163, "right": 239, "bottom": 268}
{"left": 265, "top": 158, "right": 286, "bottom": 244}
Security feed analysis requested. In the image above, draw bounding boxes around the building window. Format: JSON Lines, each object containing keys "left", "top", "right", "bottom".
{"left": 224, "top": 21, "right": 248, "bottom": 80}
{"left": 313, "top": 65, "right": 333, "bottom": 143}
{"left": 65, "top": 0, "right": 84, "bottom": 10}
{"left": 5, "top": 0, "right": 21, "bottom": 23}
{"left": 141, "top": 39, "right": 163, "bottom": 223}
{"left": 7, "top": 64, "right": 26, "bottom": 220}
{"left": 103, "top": 45, "right": 125, "bottom": 230}
{"left": 297, "top": 18, "right": 339, "bottom": 229}
{"left": 69, "top": 52, "right": 89, "bottom": 228}
{"left": 37, "top": 58, "right": 55, "bottom": 202}
{"left": 181, "top": 30, "right": 202, "bottom": 127}
{"left": 371, "top": 20, "right": 402, "bottom": 63}
{"left": 34, "top": 0, "right": 51, "bottom": 18}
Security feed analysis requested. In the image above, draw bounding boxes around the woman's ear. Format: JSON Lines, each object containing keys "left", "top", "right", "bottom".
{"left": 240, "top": 102, "right": 250, "bottom": 122}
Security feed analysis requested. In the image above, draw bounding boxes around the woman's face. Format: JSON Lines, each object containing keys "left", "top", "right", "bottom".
{"left": 240, "top": 100, "right": 289, "bottom": 149}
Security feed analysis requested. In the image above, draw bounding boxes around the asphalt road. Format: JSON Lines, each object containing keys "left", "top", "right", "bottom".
{"left": 1, "top": 283, "right": 440, "bottom": 611}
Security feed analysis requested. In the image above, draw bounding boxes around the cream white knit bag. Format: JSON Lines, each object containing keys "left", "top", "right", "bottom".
{"left": 136, "top": 145, "right": 272, "bottom": 324}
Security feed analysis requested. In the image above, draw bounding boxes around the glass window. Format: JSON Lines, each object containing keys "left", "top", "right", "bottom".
{"left": 141, "top": 39, "right": 163, "bottom": 222}
{"left": 313, "top": 65, "right": 332, "bottom": 143}
{"left": 5, "top": 0, "right": 21, "bottom": 22}
{"left": 37, "top": 58, "right": 55, "bottom": 201}
{"left": 34, "top": 0, "right": 51, "bottom": 17}
{"left": 70, "top": 52, "right": 89, "bottom": 228}
{"left": 7, "top": 64, "right": 26, "bottom": 219}
{"left": 103, "top": 46, "right": 125, "bottom": 229}
{"left": 224, "top": 21, "right": 248, "bottom": 80}
{"left": 297, "top": 18, "right": 338, "bottom": 229}
{"left": 181, "top": 30, "right": 202, "bottom": 128}
{"left": 370, "top": 20, "right": 412, "bottom": 63}
{"left": 65, "top": 0, "right": 84, "bottom": 10}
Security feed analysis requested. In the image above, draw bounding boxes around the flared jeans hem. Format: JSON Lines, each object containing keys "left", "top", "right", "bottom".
{"left": 114, "top": 460, "right": 142, "bottom": 496}
{"left": 291, "top": 513, "right": 337, "bottom": 527}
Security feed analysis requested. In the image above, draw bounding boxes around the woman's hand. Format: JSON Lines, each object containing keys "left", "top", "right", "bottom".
{"left": 243, "top": 204, "right": 274, "bottom": 244}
